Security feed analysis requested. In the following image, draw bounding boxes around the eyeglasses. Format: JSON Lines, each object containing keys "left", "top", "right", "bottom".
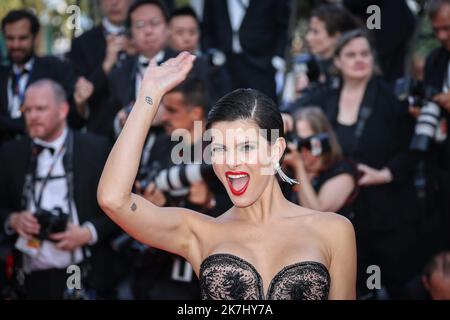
{"left": 133, "top": 19, "right": 164, "bottom": 30}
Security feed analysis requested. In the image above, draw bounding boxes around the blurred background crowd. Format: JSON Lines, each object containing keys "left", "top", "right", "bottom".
{"left": 0, "top": 0, "right": 449, "bottom": 300}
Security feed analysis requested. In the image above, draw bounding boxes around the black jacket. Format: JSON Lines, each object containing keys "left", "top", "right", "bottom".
{"left": 0, "top": 56, "right": 76, "bottom": 145}
{"left": 422, "top": 46, "right": 450, "bottom": 223}
{"left": 202, "top": 0, "right": 290, "bottom": 61}
{"left": 0, "top": 131, "right": 121, "bottom": 292}
{"left": 66, "top": 25, "right": 129, "bottom": 136}
{"left": 297, "top": 77, "right": 420, "bottom": 230}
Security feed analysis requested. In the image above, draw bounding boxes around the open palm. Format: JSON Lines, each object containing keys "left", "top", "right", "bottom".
{"left": 140, "top": 51, "right": 196, "bottom": 97}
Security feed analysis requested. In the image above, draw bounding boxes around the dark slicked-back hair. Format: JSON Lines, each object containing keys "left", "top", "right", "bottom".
{"left": 206, "top": 89, "right": 284, "bottom": 144}
{"left": 2, "top": 9, "right": 40, "bottom": 36}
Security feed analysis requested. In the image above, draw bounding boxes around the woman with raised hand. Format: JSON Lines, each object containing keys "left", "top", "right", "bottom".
{"left": 97, "top": 51, "right": 356, "bottom": 300}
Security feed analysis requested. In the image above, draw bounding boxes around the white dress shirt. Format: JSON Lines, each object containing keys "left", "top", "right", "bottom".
{"left": 7, "top": 58, "right": 34, "bottom": 119}
{"left": 102, "top": 17, "right": 125, "bottom": 35}
{"left": 227, "top": 0, "right": 250, "bottom": 54}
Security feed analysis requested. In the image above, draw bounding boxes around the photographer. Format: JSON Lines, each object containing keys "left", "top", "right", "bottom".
{"left": 67, "top": 0, "right": 135, "bottom": 136}
{"left": 167, "top": 6, "right": 231, "bottom": 103}
{"left": 299, "top": 4, "right": 361, "bottom": 98}
{"left": 419, "top": 0, "right": 450, "bottom": 250}
{"left": 109, "top": 0, "right": 223, "bottom": 140}
{"left": 0, "top": 80, "right": 119, "bottom": 299}
{"left": 283, "top": 107, "right": 358, "bottom": 219}
{"left": 124, "top": 77, "right": 231, "bottom": 300}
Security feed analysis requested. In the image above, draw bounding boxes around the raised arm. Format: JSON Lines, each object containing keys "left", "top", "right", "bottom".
{"left": 97, "top": 52, "right": 205, "bottom": 262}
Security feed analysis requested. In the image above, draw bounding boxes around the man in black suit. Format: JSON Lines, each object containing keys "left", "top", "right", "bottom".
{"left": 418, "top": 0, "right": 450, "bottom": 252}
{"left": 0, "top": 9, "right": 77, "bottom": 146}
{"left": 168, "top": 6, "right": 231, "bottom": 104}
{"left": 106, "top": 0, "right": 178, "bottom": 140}
{"left": 201, "top": 0, "right": 292, "bottom": 102}
{"left": 0, "top": 79, "right": 119, "bottom": 299}
{"left": 66, "top": 0, "right": 134, "bottom": 136}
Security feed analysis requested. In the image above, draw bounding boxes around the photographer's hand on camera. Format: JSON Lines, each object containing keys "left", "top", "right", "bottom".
{"left": 281, "top": 113, "right": 294, "bottom": 134}
{"left": 408, "top": 105, "right": 421, "bottom": 119}
{"left": 117, "top": 108, "right": 129, "bottom": 129}
{"left": 49, "top": 223, "right": 93, "bottom": 251}
{"left": 434, "top": 92, "right": 450, "bottom": 113}
{"left": 103, "top": 34, "right": 127, "bottom": 74}
{"left": 74, "top": 76, "right": 94, "bottom": 118}
{"left": 283, "top": 143, "right": 303, "bottom": 171}
{"left": 357, "top": 163, "right": 393, "bottom": 187}
{"left": 283, "top": 143, "right": 315, "bottom": 181}
{"left": 9, "top": 211, "right": 40, "bottom": 240}
{"left": 135, "top": 181, "right": 167, "bottom": 207}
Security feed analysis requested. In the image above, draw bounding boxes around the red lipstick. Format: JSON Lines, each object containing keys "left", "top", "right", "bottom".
{"left": 225, "top": 171, "right": 250, "bottom": 196}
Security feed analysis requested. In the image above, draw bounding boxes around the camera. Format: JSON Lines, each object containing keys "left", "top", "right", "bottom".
{"left": 293, "top": 53, "right": 321, "bottom": 85}
{"left": 394, "top": 76, "right": 443, "bottom": 152}
{"left": 34, "top": 207, "right": 68, "bottom": 241}
{"left": 286, "top": 132, "right": 331, "bottom": 156}
{"left": 203, "top": 48, "right": 226, "bottom": 68}
{"left": 138, "top": 163, "right": 215, "bottom": 197}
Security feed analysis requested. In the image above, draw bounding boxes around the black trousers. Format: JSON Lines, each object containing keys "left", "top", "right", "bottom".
{"left": 23, "top": 268, "right": 69, "bottom": 300}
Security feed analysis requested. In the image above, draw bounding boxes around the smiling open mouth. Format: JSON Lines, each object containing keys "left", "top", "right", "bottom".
{"left": 226, "top": 171, "right": 250, "bottom": 196}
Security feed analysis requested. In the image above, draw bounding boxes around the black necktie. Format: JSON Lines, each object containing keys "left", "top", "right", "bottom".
{"left": 32, "top": 142, "right": 55, "bottom": 156}
{"left": 11, "top": 68, "right": 29, "bottom": 96}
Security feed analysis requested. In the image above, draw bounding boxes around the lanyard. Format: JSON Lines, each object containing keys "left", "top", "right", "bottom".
{"left": 31, "top": 143, "right": 66, "bottom": 210}
{"left": 11, "top": 65, "right": 33, "bottom": 105}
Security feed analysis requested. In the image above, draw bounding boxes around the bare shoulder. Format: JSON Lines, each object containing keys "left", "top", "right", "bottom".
{"left": 312, "top": 210, "right": 354, "bottom": 239}
{"left": 290, "top": 203, "right": 352, "bottom": 228}
{"left": 290, "top": 205, "right": 355, "bottom": 247}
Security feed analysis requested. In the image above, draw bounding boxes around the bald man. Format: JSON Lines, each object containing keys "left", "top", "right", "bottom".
{"left": 0, "top": 79, "right": 122, "bottom": 299}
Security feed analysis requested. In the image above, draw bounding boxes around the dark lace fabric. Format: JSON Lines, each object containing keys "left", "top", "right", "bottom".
{"left": 200, "top": 253, "right": 330, "bottom": 300}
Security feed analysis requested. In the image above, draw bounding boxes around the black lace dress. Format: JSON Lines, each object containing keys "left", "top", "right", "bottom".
{"left": 200, "top": 253, "right": 330, "bottom": 300}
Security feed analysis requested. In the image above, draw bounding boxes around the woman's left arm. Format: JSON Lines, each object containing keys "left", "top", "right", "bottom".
{"left": 295, "top": 161, "right": 355, "bottom": 212}
{"left": 283, "top": 151, "right": 355, "bottom": 212}
{"left": 327, "top": 216, "right": 357, "bottom": 300}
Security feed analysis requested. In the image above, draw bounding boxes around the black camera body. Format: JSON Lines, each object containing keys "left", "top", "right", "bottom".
{"left": 394, "top": 76, "right": 440, "bottom": 107}
{"left": 203, "top": 48, "right": 227, "bottom": 68}
{"left": 294, "top": 53, "right": 321, "bottom": 85}
{"left": 395, "top": 76, "right": 443, "bottom": 152}
{"left": 286, "top": 132, "right": 331, "bottom": 156}
{"left": 34, "top": 207, "right": 68, "bottom": 241}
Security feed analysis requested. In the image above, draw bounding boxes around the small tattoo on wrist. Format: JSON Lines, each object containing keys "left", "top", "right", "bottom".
{"left": 131, "top": 202, "right": 137, "bottom": 212}
{"left": 145, "top": 96, "right": 153, "bottom": 105}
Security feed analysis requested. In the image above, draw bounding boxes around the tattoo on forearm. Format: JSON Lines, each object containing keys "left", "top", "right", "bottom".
{"left": 131, "top": 202, "right": 137, "bottom": 212}
{"left": 145, "top": 96, "right": 153, "bottom": 106}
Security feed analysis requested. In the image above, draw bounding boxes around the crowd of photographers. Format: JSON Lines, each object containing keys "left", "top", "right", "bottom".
{"left": 0, "top": 0, "right": 449, "bottom": 300}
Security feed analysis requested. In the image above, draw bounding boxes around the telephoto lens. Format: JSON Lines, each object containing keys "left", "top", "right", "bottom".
{"left": 410, "top": 101, "right": 441, "bottom": 152}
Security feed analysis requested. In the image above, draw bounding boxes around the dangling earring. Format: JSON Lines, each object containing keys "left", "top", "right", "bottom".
{"left": 274, "top": 162, "right": 299, "bottom": 185}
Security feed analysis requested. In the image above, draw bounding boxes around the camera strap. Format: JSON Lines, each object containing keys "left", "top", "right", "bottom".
{"left": 62, "top": 131, "right": 92, "bottom": 276}
{"left": 30, "top": 141, "right": 66, "bottom": 210}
